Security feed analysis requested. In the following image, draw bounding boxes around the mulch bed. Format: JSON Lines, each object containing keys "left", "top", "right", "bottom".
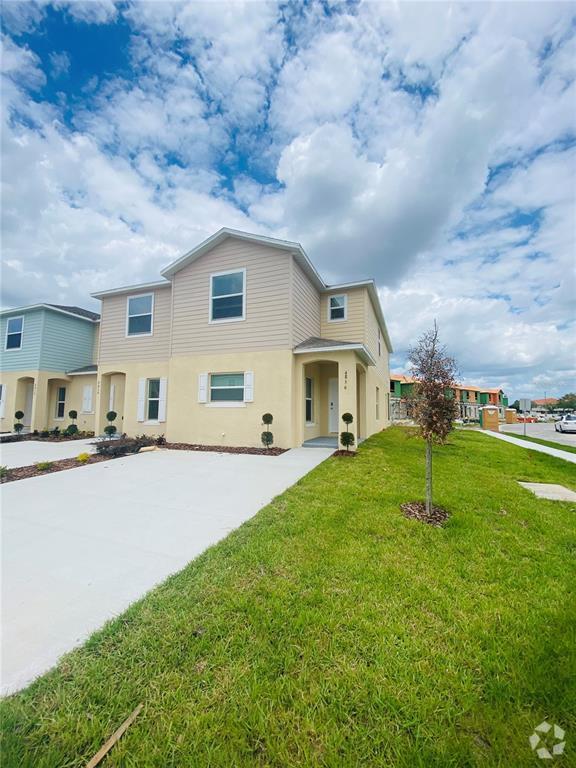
{"left": 161, "top": 443, "right": 287, "bottom": 456}
{"left": 400, "top": 501, "right": 450, "bottom": 527}
{"left": 1, "top": 454, "right": 111, "bottom": 484}
{"left": 333, "top": 450, "right": 357, "bottom": 458}
{"left": 0, "top": 433, "right": 95, "bottom": 444}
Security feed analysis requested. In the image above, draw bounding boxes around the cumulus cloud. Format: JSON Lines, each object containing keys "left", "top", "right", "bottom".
{"left": 0, "top": 0, "right": 574, "bottom": 399}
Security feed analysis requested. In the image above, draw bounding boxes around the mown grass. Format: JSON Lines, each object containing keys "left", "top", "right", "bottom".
{"left": 1, "top": 428, "right": 575, "bottom": 767}
{"left": 504, "top": 431, "right": 576, "bottom": 455}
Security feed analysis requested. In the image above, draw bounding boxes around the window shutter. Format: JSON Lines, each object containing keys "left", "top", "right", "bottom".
{"left": 158, "top": 378, "right": 168, "bottom": 422}
{"left": 137, "top": 378, "right": 146, "bottom": 422}
{"left": 0, "top": 385, "right": 6, "bottom": 418}
{"left": 244, "top": 371, "right": 254, "bottom": 402}
{"left": 82, "top": 385, "right": 93, "bottom": 413}
{"left": 109, "top": 383, "right": 115, "bottom": 412}
{"left": 198, "top": 373, "right": 208, "bottom": 403}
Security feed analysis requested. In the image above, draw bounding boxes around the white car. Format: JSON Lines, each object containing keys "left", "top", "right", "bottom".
{"left": 555, "top": 414, "right": 576, "bottom": 433}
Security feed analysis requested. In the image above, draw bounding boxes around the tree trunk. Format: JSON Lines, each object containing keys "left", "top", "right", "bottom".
{"left": 425, "top": 439, "right": 433, "bottom": 515}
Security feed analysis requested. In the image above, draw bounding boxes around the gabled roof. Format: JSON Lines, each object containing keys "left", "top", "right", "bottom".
{"left": 160, "top": 227, "right": 326, "bottom": 291}
{"left": 293, "top": 337, "right": 376, "bottom": 366}
{"left": 0, "top": 303, "right": 99, "bottom": 322}
{"left": 390, "top": 373, "right": 416, "bottom": 384}
{"left": 91, "top": 280, "right": 170, "bottom": 299}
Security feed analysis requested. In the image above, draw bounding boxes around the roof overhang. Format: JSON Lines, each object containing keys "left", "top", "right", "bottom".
{"left": 294, "top": 342, "right": 376, "bottom": 366}
{"left": 160, "top": 227, "right": 325, "bottom": 291}
{"left": 0, "top": 304, "right": 99, "bottom": 323}
{"left": 91, "top": 280, "right": 171, "bottom": 299}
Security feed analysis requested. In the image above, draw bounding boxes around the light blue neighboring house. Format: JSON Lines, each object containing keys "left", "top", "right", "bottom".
{"left": 0, "top": 303, "right": 100, "bottom": 433}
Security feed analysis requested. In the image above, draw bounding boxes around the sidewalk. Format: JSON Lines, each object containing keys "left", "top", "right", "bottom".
{"left": 480, "top": 430, "right": 576, "bottom": 464}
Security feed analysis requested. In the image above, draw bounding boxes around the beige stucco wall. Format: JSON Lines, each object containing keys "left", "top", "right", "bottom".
{"left": 45, "top": 375, "right": 97, "bottom": 432}
{"left": 98, "top": 285, "right": 172, "bottom": 364}
{"left": 171, "top": 239, "right": 292, "bottom": 356}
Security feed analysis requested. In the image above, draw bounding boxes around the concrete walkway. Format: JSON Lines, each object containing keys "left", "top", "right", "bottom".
{"left": 0, "top": 438, "right": 96, "bottom": 468}
{"left": 1, "top": 446, "right": 333, "bottom": 695}
{"left": 480, "top": 430, "right": 576, "bottom": 464}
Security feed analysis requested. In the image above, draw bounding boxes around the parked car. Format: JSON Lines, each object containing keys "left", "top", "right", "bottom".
{"left": 555, "top": 414, "right": 576, "bottom": 433}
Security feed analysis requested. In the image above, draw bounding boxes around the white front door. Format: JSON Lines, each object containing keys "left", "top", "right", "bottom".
{"left": 328, "top": 377, "right": 339, "bottom": 433}
{"left": 23, "top": 383, "right": 34, "bottom": 429}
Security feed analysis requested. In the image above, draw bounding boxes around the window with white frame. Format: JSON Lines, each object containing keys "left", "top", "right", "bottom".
{"left": 5, "top": 316, "right": 23, "bottom": 350}
{"left": 305, "top": 377, "right": 314, "bottom": 423}
{"left": 127, "top": 294, "right": 153, "bottom": 336}
{"left": 376, "top": 387, "right": 380, "bottom": 420}
{"left": 210, "top": 270, "right": 245, "bottom": 321}
{"left": 328, "top": 295, "right": 347, "bottom": 321}
{"left": 210, "top": 373, "right": 244, "bottom": 401}
{"left": 56, "top": 386, "right": 66, "bottom": 419}
{"left": 147, "top": 378, "right": 160, "bottom": 420}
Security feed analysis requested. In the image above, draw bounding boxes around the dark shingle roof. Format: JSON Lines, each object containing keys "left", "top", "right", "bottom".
{"left": 66, "top": 364, "right": 98, "bottom": 375}
{"left": 293, "top": 337, "right": 363, "bottom": 352}
{"left": 47, "top": 304, "right": 100, "bottom": 321}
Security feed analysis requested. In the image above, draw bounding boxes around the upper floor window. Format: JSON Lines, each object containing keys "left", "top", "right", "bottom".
{"left": 328, "top": 294, "right": 347, "bottom": 322}
{"left": 210, "top": 269, "right": 245, "bottom": 322}
{"left": 5, "top": 316, "right": 23, "bottom": 350}
{"left": 127, "top": 294, "right": 153, "bottom": 336}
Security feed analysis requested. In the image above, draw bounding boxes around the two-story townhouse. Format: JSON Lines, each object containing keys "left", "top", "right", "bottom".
{"left": 91, "top": 229, "right": 393, "bottom": 448}
{"left": 0, "top": 304, "right": 100, "bottom": 433}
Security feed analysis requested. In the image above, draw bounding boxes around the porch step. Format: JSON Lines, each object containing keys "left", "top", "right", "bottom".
{"left": 302, "top": 437, "right": 338, "bottom": 448}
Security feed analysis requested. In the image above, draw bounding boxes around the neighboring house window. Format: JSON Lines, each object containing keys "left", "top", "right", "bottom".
{"left": 378, "top": 328, "right": 381, "bottom": 356}
{"left": 56, "top": 387, "right": 66, "bottom": 419}
{"left": 210, "top": 270, "right": 245, "bottom": 322}
{"left": 127, "top": 294, "right": 153, "bottom": 336}
{"left": 147, "top": 378, "right": 160, "bottom": 420}
{"left": 376, "top": 387, "right": 380, "bottom": 420}
{"left": 5, "top": 316, "right": 23, "bottom": 350}
{"left": 210, "top": 373, "right": 244, "bottom": 401}
{"left": 305, "top": 377, "right": 314, "bottom": 423}
{"left": 389, "top": 380, "right": 395, "bottom": 393}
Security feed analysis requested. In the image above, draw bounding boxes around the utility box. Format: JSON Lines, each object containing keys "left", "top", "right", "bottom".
{"left": 505, "top": 408, "right": 518, "bottom": 424}
{"left": 480, "top": 407, "right": 500, "bottom": 432}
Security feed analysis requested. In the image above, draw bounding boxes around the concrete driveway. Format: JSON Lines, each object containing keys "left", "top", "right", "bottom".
{"left": 500, "top": 422, "right": 576, "bottom": 448}
{"left": 1, "top": 447, "right": 332, "bottom": 694}
{"left": 0, "top": 438, "right": 96, "bottom": 468}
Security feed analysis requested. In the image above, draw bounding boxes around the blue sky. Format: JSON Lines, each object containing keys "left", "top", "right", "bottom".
{"left": 1, "top": 0, "right": 575, "bottom": 399}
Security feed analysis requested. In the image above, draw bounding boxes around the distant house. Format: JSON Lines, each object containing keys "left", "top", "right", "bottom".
{"left": 0, "top": 304, "right": 100, "bottom": 433}
{"left": 389, "top": 373, "right": 509, "bottom": 421}
{"left": 531, "top": 398, "right": 558, "bottom": 412}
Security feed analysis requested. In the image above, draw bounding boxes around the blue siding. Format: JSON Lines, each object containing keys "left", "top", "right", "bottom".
{"left": 0, "top": 308, "right": 97, "bottom": 372}
{"left": 0, "top": 310, "right": 43, "bottom": 371}
{"left": 39, "top": 311, "right": 96, "bottom": 371}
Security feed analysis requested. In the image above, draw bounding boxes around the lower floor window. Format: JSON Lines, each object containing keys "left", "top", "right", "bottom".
{"left": 376, "top": 386, "right": 380, "bottom": 420}
{"left": 305, "top": 377, "right": 314, "bottom": 422}
{"left": 210, "top": 373, "right": 244, "bottom": 402}
{"left": 147, "top": 378, "right": 160, "bottom": 420}
{"left": 56, "top": 386, "right": 66, "bottom": 419}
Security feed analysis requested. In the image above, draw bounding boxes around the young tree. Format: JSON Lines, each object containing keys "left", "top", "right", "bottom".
{"left": 407, "top": 322, "right": 459, "bottom": 515}
{"left": 340, "top": 412, "right": 355, "bottom": 452}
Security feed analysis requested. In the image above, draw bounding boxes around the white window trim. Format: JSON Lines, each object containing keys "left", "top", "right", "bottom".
{"left": 209, "top": 372, "right": 245, "bottom": 403}
{"left": 305, "top": 376, "right": 314, "bottom": 425}
{"left": 327, "top": 294, "right": 347, "bottom": 323}
{"left": 126, "top": 293, "right": 154, "bottom": 337}
{"left": 146, "top": 378, "right": 161, "bottom": 422}
{"left": 5, "top": 315, "right": 24, "bottom": 351}
{"left": 55, "top": 386, "right": 66, "bottom": 420}
{"left": 209, "top": 268, "right": 246, "bottom": 324}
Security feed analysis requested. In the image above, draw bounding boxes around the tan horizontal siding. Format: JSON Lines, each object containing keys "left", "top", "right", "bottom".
{"left": 292, "top": 258, "right": 321, "bottom": 345}
{"left": 320, "top": 288, "right": 366, "bottom": 343}
{"left": 171, "top": 239, "right": 292, "bottom": 355}
{"left": 365, "top": 292, "right": 388, "bottom": 377}
{"left": 98, "top": 286, "right": 171, "bottom": 363}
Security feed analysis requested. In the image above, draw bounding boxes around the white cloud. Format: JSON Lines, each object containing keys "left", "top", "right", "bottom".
{"left": 49, "top": 50, "right": 70, "bottom": 78}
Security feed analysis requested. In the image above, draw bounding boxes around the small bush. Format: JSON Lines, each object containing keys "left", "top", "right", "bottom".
{"left": 106, "top": 411, "right": 117, "bottom": 422}
{"left": 262, "top": 413, "right": 273, "bottom": 426}
{"left": 36, "top": 461, "right": 54, "bottom": 472}
{"left": 93, "top": 436, "right": 152, "bottom": 458}
{"left": 76, "top": 452, "right": 91, "bottom": 464}
{"left": 155, "top": 435, "right": 166, "bottom": 446}
{"left": 68, "top": 410, "right": 78, "bottom": 421}
{"left": 342, "top": 412, "right": 353, "bottom": 426}
{"left": 261, "top": 431, "right": 274, "bottom": 449}
{"left": 340, "top": 431, "right": 356, "bottom": 451}
{"left": 64, "top": 424, "right": 79, "bottom": 436}
{"left": 0, "top": 466, "right": 8, "bottom": 479}
{"left": 13, "top": 423, "right": 24, "bottom": 434}
{"left": 15, "top": 410, "right": 24, "bottom": 420}
{"left": 51, "top": 427, "right": 60, "bottom": 436}
{"left": 104, "top": 425, "right": 117, "bottom": 437}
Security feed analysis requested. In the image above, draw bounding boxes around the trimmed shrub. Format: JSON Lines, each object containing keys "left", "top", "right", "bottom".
{"left": 340, "top": 412, "right": 355, "bottom": 452}
{"left": 0, "top": 466, "right": 8, "bottom": 479}
{"left": 15, "top": 410, "right": 24, "bottom": 420}
{"left": 106, "top": 411, "right": 117, "bottom": 423}
{"left": 261, "top": 431, "right": 274, "bottom": 449}
{"left": 104, "top": 425, "right": 117, "bottom": 437}
{"left": 64, "top": 424, "right": 79, "bottom": 436}
{"left": 68, "top": 410, "right": 78, "bottom": 421}
{"left": 36, "top": 461, "right": 53, "bottom": 472}
{"left": 93, "top": 436, "right": 153, "bottom": 458}
{"left": 13, "top": 423, "right": 24, "bottom": 434}
{"left": 76, "top": 452, "right": 91, "bottom": 464}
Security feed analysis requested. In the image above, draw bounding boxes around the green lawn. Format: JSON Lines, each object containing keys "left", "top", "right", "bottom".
{"left": 2, "top": 428, "right": 575, "bottom": 767}
{"left": 503, "top": 431, "right": 576, "bottom": 455}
